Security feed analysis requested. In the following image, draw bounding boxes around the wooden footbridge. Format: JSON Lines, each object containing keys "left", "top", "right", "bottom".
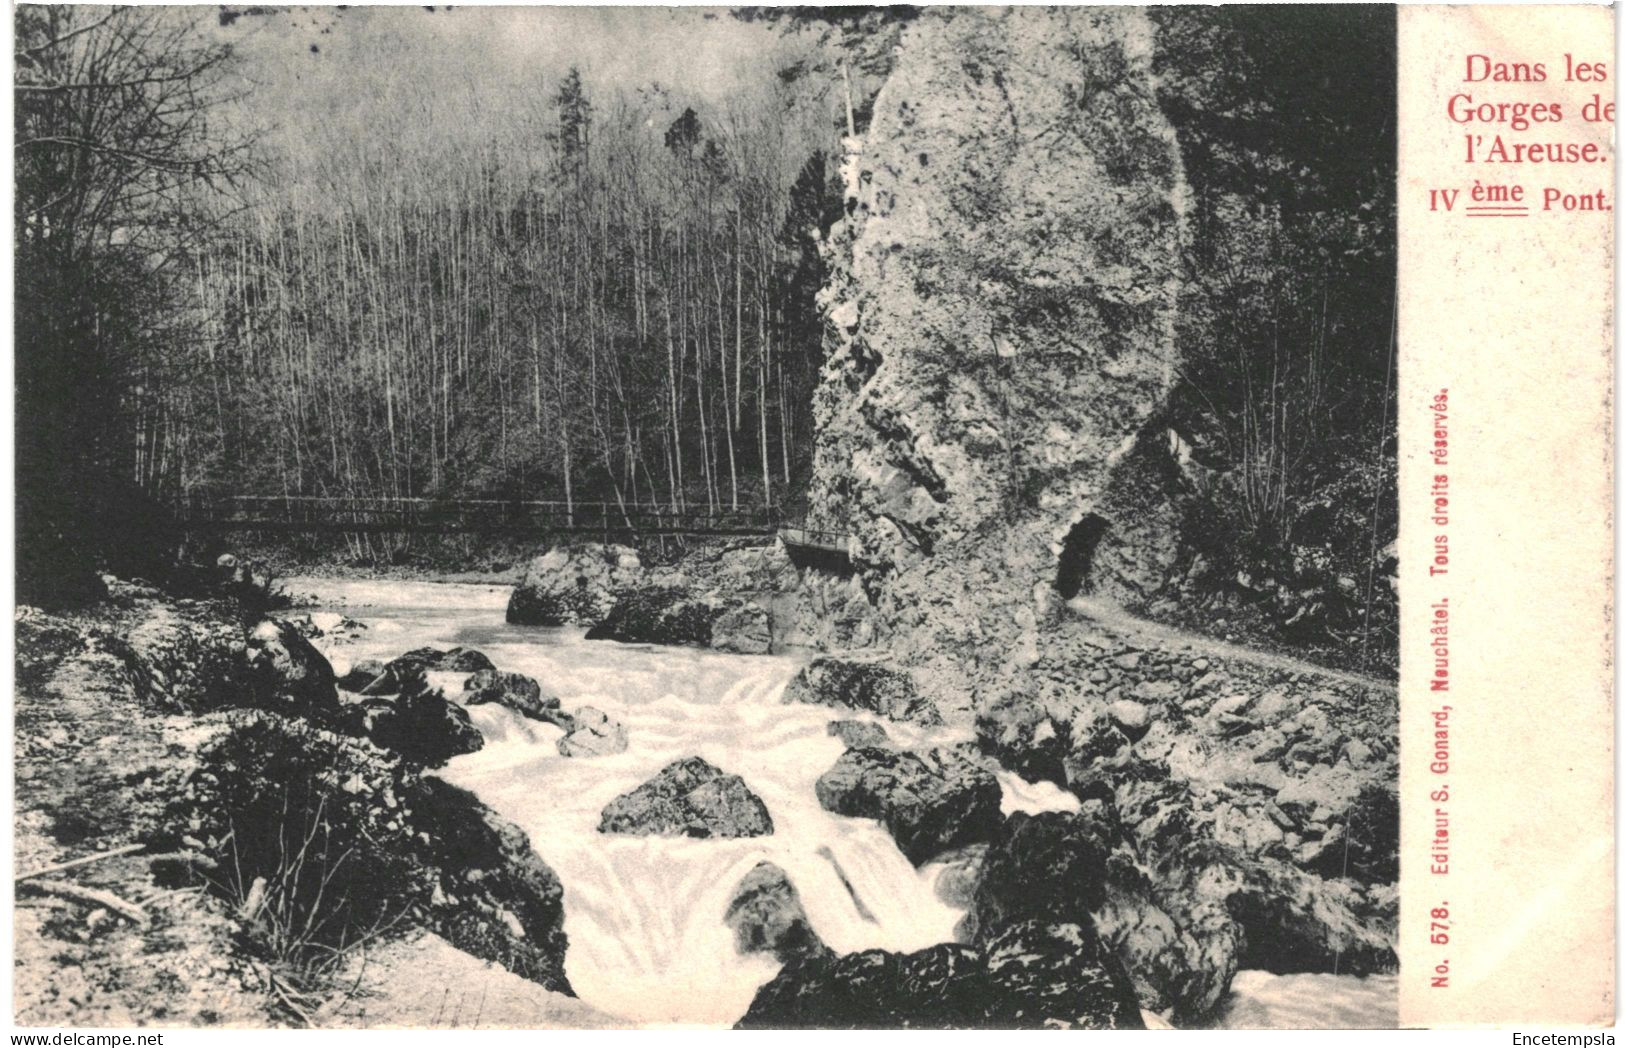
{"left": 174, "top": 494, "right": 852, "bottom": 561}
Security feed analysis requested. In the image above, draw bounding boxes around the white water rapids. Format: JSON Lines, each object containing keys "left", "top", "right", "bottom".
{"left": 294, "top": 576, "right": 1397, "bottom": 1029}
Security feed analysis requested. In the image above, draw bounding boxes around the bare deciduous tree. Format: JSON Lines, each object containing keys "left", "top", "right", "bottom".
{"left": 15, "top": 5, "right": 251, "bottom": 601}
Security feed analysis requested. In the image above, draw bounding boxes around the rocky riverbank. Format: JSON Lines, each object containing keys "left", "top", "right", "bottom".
{"left": 13, "top": 578, "right": 601, "bottom": 1028}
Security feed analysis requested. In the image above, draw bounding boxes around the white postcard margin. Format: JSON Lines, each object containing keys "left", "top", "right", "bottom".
{"left": 1398, "top": 4, "right": 1616, "bottom": 1028}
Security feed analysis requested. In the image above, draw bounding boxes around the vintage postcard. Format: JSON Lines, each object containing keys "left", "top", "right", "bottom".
{"left": 7, "top": 2, "right": 1614, "bottom": 1035}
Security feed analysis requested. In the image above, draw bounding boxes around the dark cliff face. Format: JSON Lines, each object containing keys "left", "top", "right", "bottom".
{"left": 809, "top": 7, "right": 1190, "bottom": 692}
{"left": 809, "top": 7, "right": 1398, "bottom": 687}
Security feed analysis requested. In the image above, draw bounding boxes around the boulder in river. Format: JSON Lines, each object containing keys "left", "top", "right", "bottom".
{"left": 507, "top": 544, "right": 643, "bottom": 627}
{"left": 735, "top": 808, "right": 1146, "bottom": 1029}
{"left": 342, "top": 657, "right": 423, "bottom": 698}
{"left": 556, "top": 706, "right": 627, "bottom": 757}
{"left": 827, "top": 719, "right": 892, "bottom": 750}
{"left": 462, "top": 669, "right": 559, "bottom": 721}
{"left": 783, "top": 657, "right": 941, "bottom": 726}
{"left": 583, "top": 586, "right": 704, "bottom": 645}
{"left": 1073, "top": 773, "right": 1395, "bottom": 1023}
{"left": 1093, "top": 853, "right": 1245, "bottom": 1022}
{"left": 980, "top": 918, "right": 1145, "bottom": 1029}
{"left": 724, "top": 862, "right": 829, "bottom": 964}
{"left": 736, "top": 924, "right": 1143, "bottom": 1030}
{"left": 343, "top": 648, "right": 497, "bottom": 699}
{"left": 357, "top": 674, "right": 485, "bottom": 768}
{"left": 598, "top": 756, "right": 773, "bottom": 838}
{"left": 960, "top": 809, "right": 1113, "bottom": 944}
{"left": 814, "top": 746, "right": 1002, "bottom": 865}
{"left": 440, "top": 647, "right": 495, "bottom": 672}
{"left": 337, "top": 658, "right": 387, "bottom": 693}
{"left": 738, "top": 945, "right": 980, "bottom": 1029}
{"left": 413, "top": 778, "right": 573, "bottom": 993}
{"left": 388, "top": 646, "right": 495, "bottom": 675}
{"left": 585, "top": 587, "right": 769, "bottom": 652}
{"left": 244, "top": 618, "right": 341, "bottom": 719}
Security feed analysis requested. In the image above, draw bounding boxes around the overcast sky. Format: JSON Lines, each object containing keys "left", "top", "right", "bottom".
{"left": 192, "top": 5, "right": 820, "bottom": 174}
{"left": 220, "top": 6, "right": 786, "bottom": 103}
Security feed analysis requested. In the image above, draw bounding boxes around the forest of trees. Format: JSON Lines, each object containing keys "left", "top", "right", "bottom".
{"left": 16, "top": 5, "right": 254, "bottom": 598}
{"left": 184, "top": 67, "right": 844, "bottom": 517}
{"left": 15, "top": 6, "right": 859, "bottom": 598}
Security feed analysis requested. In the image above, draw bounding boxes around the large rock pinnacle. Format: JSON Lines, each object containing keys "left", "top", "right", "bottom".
{"left": 809, "top": 7, "right": 1190, "bottom": 691}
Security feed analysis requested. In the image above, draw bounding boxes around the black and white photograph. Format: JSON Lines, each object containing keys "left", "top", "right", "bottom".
{"left": 12, "top": 3, "right": 1402, "bottom": 1031}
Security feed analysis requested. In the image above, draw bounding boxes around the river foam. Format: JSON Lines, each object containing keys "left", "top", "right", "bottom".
{"left": 296, "top": 576, "right": 1396, "bottom": 1029}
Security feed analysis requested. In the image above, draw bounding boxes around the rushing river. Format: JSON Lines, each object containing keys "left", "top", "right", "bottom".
{"left": 292, "top": 577, "right": 1397, "bottom": 1030}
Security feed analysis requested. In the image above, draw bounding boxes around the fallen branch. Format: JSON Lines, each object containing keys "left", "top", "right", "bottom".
{"left": 17, "top": 842, "right": 146, "bottom": 883}
{"left": 269, "top": 978, "right": 314, "bottom": 1027}
{"left": 135, "top": 885, "right": 204, "bottom": 906}
{"left": 18, "top": 877, "right": 149, "bottom": 925}
{"left": 254, "top": 962, "right": 315, "bottom": 1027}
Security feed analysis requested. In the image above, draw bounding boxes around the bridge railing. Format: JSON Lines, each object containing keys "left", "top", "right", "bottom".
{"left": 173, "top": 493, "right": 785, "bottom": 535}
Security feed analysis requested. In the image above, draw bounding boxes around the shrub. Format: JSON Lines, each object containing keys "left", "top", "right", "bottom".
{"left": 146, "top": 708, "right": 574, "bottom": 1015}
{"left": 155, "top": 712, "right": 428, "bottom": 1018}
